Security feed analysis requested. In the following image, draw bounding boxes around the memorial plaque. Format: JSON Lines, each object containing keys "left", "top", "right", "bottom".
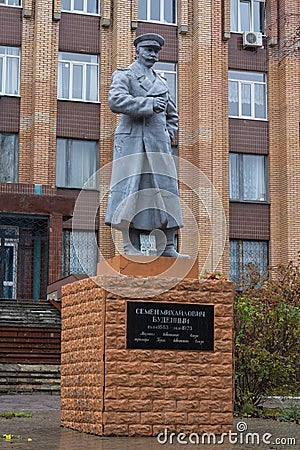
{"left": 127, "top": 301, "right": 214, "bottom": 350}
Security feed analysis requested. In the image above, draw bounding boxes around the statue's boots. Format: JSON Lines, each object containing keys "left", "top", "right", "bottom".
{"left": 161, "top": 228, "right": 190, "bottom": 259}
{"left": 122, "top": 229, "right": 142, "bottom": 255}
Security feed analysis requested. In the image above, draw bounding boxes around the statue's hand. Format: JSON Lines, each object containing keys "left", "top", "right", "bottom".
{"left": 153, "top": 97, "right": 167, "bottom": 113}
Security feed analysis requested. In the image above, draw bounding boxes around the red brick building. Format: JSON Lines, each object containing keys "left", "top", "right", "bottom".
{"left": 0, "top": 0, "right": 299, "bottom": 299}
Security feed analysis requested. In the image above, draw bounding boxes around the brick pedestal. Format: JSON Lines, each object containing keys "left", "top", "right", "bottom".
{"left": 61, "top": 273, "right": 234, "bottom": 436}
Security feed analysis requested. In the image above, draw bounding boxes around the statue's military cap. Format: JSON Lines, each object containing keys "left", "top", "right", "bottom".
{"left": 133, "top": 33, "right": 165, "bottom": 50}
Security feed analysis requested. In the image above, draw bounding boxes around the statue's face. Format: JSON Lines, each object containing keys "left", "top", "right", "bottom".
{"left": 137, "top": 45, "right": 159, "bottom": 68}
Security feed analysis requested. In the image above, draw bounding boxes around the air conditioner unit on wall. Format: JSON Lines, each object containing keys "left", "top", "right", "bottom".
{"left": 243, "top": 31, "right": 263, "bottom": 48}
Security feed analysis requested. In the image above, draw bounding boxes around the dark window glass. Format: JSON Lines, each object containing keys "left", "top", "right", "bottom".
{"left": 72, "top": 64, "right": 83, "bottom": 99}
{"left": 230, "top": 0, "right": 266, "bottom": 33}
{"left": 240, "top": 1, "right": 251, "bottom": 31}
{"left": 164, "top": 0, "right": 176, "bottom": 23}
{"left": 241, "top": 83, "right": 251, "bottom": 117}
{"left": 0, "top": 59, "right": 2, "bottom": 89}
{"left": 62, "top": 0, "right": 71, "bottom": 9}
{"left": 62, "top": 230, "right": 97, "bottom": 276}
{"left": 254, "top": 83, "right": 266, "bottom": 119}
{"left": 230, "top": 0, "right": 238, "bottom": 31}
{"left": 229, "top": 153, "right": 267, "bottom": 202}
{"left": 150, "top": 0, "right": 160, "bottom": 21}
{"left": 228, "top": 81, "right": 239, "bottom": 116}
{"left": 74, "top": 0, "right": 83, "bottom": 10}
{"left": 0, "top": 133, "right": 18, "bottom": 183}
{"left": 138, "top": 0, "right": 147, "bottom": 20}
{"left": 87, "top": 0, "right": 98, "bottom": 14}
{"left": 230, "top": 240, "right": 268, "bottom": 284}
{"left": 56, "top": 138, "right": 98, "bottom": 189}
{"left": 253, "top": 0, "right": 266, "bottom": 33}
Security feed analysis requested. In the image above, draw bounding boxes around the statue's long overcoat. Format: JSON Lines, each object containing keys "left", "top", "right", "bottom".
{"left": 105, "top": 61, "right": 183, "bottom": 231}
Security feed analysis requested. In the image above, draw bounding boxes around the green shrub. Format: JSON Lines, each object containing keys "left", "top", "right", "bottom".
{"left": 278, "top": 400, "right": 300, "bottom": 423}
{"left": 234, "top": 261, "right": 300, "bottom": 414}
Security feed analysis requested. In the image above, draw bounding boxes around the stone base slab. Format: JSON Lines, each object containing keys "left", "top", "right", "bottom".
{"left": 97, "top": 254, "right": 198, "bottom": 278}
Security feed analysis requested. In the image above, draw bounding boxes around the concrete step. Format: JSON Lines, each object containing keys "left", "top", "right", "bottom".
{"left": 0, "top": 299, "right": 61, "bottom": 327}
{"left": 0, "top": 363, "right": 61, "bottom": 394}
{"left": 2, "top": 384, "right": 61, "bottom": 394}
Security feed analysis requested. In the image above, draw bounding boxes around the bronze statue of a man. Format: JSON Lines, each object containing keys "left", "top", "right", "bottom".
{"left": 105, "top": 33, "right": 187, "bottom": 258}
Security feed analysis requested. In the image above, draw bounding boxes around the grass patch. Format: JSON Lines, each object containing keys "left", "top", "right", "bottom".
{"left": 262, "top": 405, "right": 299, "bottom": 423}
{"left": 0, "top": 411, "right": 32, "bottom": 419}
{"left": 236, "top": 403, "right": 299, "bottom": 424}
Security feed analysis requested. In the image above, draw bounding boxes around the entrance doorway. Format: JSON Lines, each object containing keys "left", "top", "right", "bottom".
{"left": 0, "top": 227, "right": 18, "bottom": 299}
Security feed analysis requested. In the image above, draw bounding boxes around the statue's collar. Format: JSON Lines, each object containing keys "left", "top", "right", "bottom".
{"left": 130, "top": 61, "right": 168, "bottom": 95}
{"left": 130, "top": 61, "right": 156, "bottom": 79}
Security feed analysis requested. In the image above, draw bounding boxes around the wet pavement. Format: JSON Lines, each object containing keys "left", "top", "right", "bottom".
{"left": 0, "top": 395, "right": 298, "bottom": 449}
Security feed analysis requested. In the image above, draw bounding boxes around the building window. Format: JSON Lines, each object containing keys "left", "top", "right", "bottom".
{"left": 230, "top": 0, "right": 265, "bottom": 33}
{"left": 58, "top": 52, "right": 99, "bottom": 102}
{"left": 0, "top": 46, "right": 20, "bottom": 96}
{"left": 0, "top": 215, "right": 49, "bottom": 300}
{"left": 62, "top": 230, "right": 97, "bottom": 276}
{"left": 230, "top": 240, "right": 268, "bottom": 284}
{"left": 56, "top": 138, "right": 98, "bottom": 189}
{"left": 138, "top": 0, "right": 177, "bottom": 24}
{"left": 228, "top": 70, "right": 267, "bottom": 120}
{"left": 61, "top": 0, "right": 99, "bottom": 14}
{"left": 154, "top": 62, "right": 177, "bottom": 104}
{"left": 0, "top": 133, "right": 18, "bottom": 183}
{"left": 230, "top": 153, "right": 267, "bottom": 202}
{"left": 0, "top": 1, "right": 21, "bottom": 6}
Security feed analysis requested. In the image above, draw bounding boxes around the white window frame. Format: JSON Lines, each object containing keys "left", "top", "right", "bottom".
{"left": 230, "top": 0, "right": 266, "bottom": 34}
{"left": 154, "top": 61, "right": 177, "bottom": 104}
{"left": 229, "top": 153, "right": 268, "bottom": 202}
{"left": 0, "top": 1, "right": 22, "bottom": 7}
{"left": 0, "top": 46, "right": 20, "bottom": 96}
{"left": 61, "top": 0, "right": 99, "bottom": 15}
{"left": 138, "top": 0, "right": 177, "bottom": 25}
{"left": 228, "top": 70, "right": 267, "bottom": 120}
{"left": 58, "top": 52, "right": 99, "bottom": 102}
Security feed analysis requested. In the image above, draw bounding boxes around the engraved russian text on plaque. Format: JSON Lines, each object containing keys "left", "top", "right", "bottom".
{"left": 127, "top": 301, "right": 214, "bottom": 350}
